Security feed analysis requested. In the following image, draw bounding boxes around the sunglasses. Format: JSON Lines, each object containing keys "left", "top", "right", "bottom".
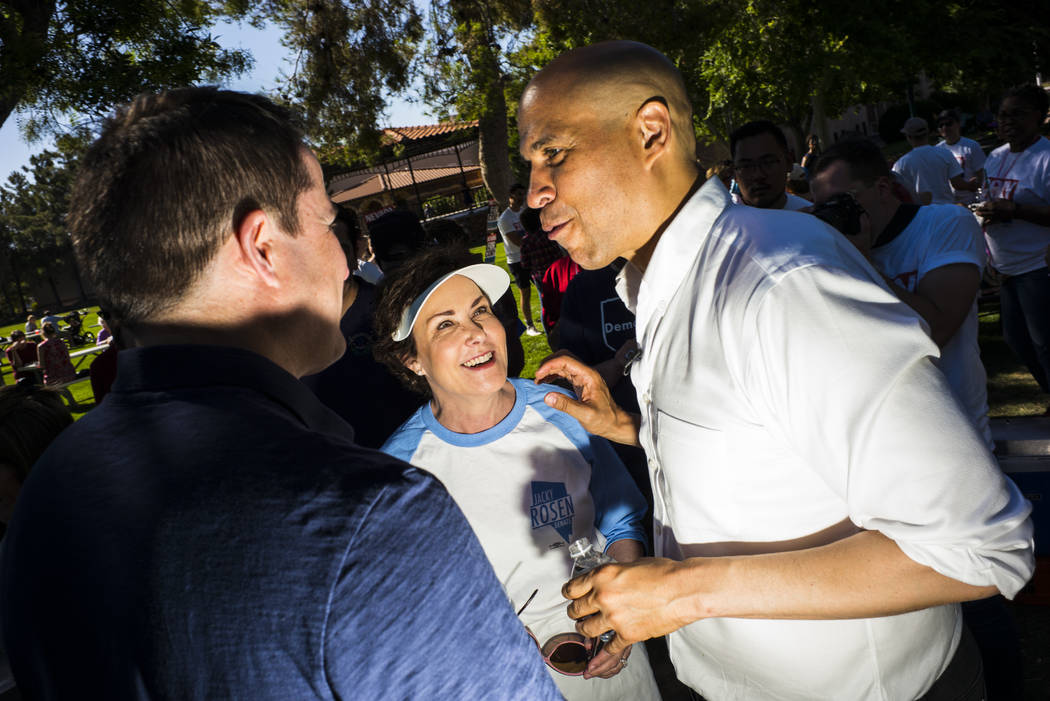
{"left": 532, "top": 631, "right": 591, "bottom": 676}
{"left": 517, "top": 588, "right": 594, "bottom": 676}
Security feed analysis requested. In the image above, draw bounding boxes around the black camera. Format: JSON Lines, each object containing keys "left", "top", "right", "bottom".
{"left": 810, "top": 193, "right": 865, "bottom": 237}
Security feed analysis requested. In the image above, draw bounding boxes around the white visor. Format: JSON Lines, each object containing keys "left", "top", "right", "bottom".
{"left": 392, "top": 263, "right": 511, "bottom": 341}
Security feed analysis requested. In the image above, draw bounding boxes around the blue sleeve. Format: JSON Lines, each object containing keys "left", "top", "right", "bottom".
{"left": 528, "top": 380, "right": 648, "bottom": 552}
{"left": 324, "top": 468, "right": 562, "bottom": 699}
{"left": 379, "top": 414, "right": 425, "bottom": 464}
{"left": 587, "top": 435, "right": 649, "bottom": 552}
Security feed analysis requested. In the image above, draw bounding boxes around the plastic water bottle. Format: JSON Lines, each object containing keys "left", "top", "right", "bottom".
{"left": 568, "top": 538, "right": 616, "bottom": 653}
{"left": 569, "top": 537, "right": 613, "bottom": 577}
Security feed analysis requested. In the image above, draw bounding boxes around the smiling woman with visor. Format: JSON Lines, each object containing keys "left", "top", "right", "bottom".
{"left": 374, "top": 246, "right": 659, "bottom": 700}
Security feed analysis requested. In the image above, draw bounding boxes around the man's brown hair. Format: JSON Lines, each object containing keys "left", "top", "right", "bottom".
{"left": 68, "top": 87, "right": 311, "bottom": 326}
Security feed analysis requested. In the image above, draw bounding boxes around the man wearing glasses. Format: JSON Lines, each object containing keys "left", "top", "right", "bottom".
{"left": 729, "top": 120, "right": 811, "bottom": 210}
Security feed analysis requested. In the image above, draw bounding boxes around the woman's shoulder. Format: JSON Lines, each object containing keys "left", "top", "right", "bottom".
{"left": 380, "top": 408, "right": 430, "bottom": 460}
{"left": 512, "top": 378, "right": 595, "bottom": 446}
{"left": 511, "top": 377, "right": 575, "bottom": 407}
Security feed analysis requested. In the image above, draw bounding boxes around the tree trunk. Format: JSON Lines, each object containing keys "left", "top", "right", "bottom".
{"left": 449, "top": 5, "right": 514, "bottom": 211}
{"left": 478, "top": 108, "right": 512, "bottom": 210}
{"left": 44, "top": 261, "right": 61, "bottom": 308}
{"left": 476, "top": 65, "right": 512, "bottom": 210}
{"left": 9, "top": 252, "right": 28, "bottom": 315}
{"left": 66, "top": 238, "right": 88, "bottom": 303}
{"left": 783, "top": 122, "right": 805, "bottom": 163}
{"left": 0, "top": 0, "right": 57, "bottom": 132}
{"left": 0, "top": 264, "right": 15, "bottom": 317}
{"left": 810, "top": 90, "right": 830, "bottom": 149}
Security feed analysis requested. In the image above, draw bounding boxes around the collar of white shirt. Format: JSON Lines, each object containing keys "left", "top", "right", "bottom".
{"left": 616, "top": 177, "right": 731, "bottom": 341}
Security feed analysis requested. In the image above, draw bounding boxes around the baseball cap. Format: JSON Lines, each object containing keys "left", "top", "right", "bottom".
{"left": 392, "top": 264, "right": 510, "bottom": 341}
{"left": 900, "top": 117, "right": 929, "bottom": 135}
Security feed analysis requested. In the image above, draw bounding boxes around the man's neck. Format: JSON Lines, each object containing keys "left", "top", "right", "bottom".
{"left": 944, "top": 135, "right": 961, "bottom": 145}
{"left": 121, "top": 309, "right": 308, "bottom": 379}
{"left": 871, "top": 199, "right": 906, "bottom": 248}
{"left": 627, "top": 172, "right": 705, "bottom": 272}
{"left": 1010, "top": 133, "right": 1041, "bottom": 153}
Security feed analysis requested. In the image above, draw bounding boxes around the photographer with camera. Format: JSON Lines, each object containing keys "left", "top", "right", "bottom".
{"left": 811, "top": 139, "right": 990, "bottom": 448}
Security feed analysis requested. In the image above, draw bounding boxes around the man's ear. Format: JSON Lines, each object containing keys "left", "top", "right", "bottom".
{"left": 636, "top": 98, "right": 672, "bottom": 170}
{"left": 874, "top": 175, "right": 897, "bottom": 204}
{"left": 234, "top": 209, "right": 281, "bottom": 288}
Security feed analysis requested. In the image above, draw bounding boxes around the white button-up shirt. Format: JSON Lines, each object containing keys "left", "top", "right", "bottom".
{"left": 617, "top": 178, "right": 1034, "bottom": 700}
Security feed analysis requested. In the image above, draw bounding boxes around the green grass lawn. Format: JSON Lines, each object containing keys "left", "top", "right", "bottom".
{"left": 3, "top": 255, "right": 1045, "bottom": 420}
{"left": 978, "top": 302, "right": 1046, "bottom": 416}
{"left": 1, "top": 307, "right": 105, "bottom": 419}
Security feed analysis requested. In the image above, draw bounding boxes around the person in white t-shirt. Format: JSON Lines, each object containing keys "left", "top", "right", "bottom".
{"left": 935, "top": 110, "right": 987, "bottom": 205}
{"left": 729, "top": 120, "right": 811, "bottom": 211}
{"left": 498, "top": 184, "right": 541, "bottom": 335}
{"left": 811, "top": 138, "right": 992, "bottom": 448}
{"left": 976, "top": 84, "right": 1050, "bottom": 406}
{"left": 893, "top": 117, "right": 974, "bottom": 205}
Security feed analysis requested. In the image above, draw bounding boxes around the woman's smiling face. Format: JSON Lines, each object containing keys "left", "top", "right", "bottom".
{"left": 405, "top": 274, "right": 508, "bottom": 405}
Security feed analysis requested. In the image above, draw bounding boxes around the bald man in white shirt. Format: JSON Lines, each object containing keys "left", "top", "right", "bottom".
{"left": 522, "top": 41, "right": 1033, "bottom": 701}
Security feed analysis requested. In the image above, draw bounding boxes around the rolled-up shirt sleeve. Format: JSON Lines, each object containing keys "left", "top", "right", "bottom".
{"left": 741, "top": 262, "right": 1034, "bottom": 597}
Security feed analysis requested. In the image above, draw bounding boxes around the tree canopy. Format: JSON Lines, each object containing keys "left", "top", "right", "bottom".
{"left": 0, "top": 0, "right": 253, "bottom": 139}
{"left": 2, "top": 0, "right": 1049, "bottom": 306}
{"left": 0, "top": 133, "right": 89, "bottom": 314}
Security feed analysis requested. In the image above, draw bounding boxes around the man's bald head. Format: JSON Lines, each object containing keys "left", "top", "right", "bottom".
{"left": 518, "top": 41, "right": 701, "bottom": 270}
{"left": 521, "top": 41, "right": 696, "bottom": 163}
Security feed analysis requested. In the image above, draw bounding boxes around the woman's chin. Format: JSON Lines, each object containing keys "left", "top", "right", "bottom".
{"left": 439, "top": 363, "right": 510, "bottom": 400}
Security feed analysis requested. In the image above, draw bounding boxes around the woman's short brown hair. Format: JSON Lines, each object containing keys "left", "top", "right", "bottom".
{"left": 373, "top": 245, "right": 481, "bottom": 396}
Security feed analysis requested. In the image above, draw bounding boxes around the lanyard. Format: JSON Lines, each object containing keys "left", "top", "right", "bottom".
{"left": 994, "top": 148, "right": 1027, "bottom": 181}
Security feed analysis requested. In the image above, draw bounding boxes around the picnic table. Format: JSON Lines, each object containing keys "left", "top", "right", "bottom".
{"left": 22, "top": 343, "right": 110, "bottom": 372}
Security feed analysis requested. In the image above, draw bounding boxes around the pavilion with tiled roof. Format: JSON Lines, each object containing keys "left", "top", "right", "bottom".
{"left": 327, "top": 120, "right": 486, "bottom": 222}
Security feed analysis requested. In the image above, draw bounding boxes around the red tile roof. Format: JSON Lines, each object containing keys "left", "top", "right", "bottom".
{"left": 382, "top": 121, "right": 478, "bottom": 143}
{"left": 332, "top": 166, "right": 477, "bottom": 203}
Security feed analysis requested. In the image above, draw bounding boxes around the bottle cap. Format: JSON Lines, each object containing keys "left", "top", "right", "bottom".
{"left": 568, "top": 537, "right": 592, "bottom": 560}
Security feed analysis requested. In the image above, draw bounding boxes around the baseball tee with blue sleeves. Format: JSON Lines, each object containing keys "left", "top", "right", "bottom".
{"left": 383, "top": 377, "right": 660, "bottom": 700}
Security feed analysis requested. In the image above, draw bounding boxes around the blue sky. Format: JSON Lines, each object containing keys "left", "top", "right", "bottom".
{"left": 0, "top": 18, "right": 430, "bottom": 181}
